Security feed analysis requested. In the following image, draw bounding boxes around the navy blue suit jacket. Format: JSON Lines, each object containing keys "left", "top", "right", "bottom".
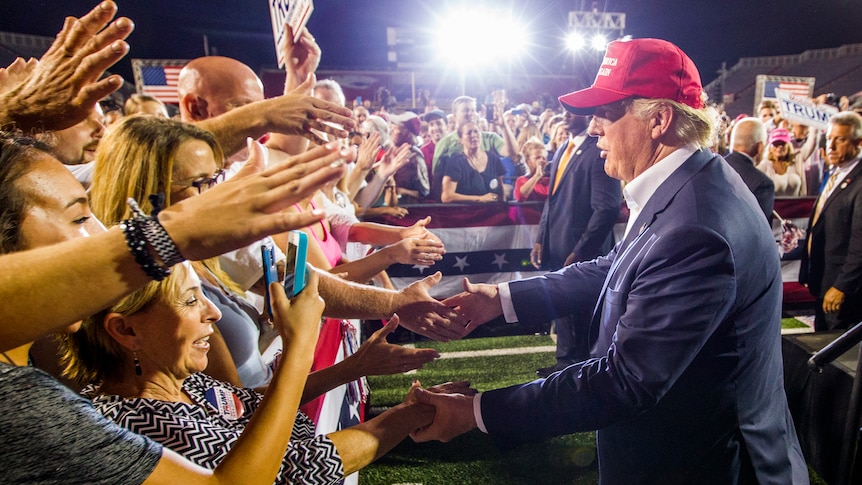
{"left": 537, "top": 137, "right": 621, "bottom": 269}
{"left": 482, "top": 149, "right": 808, "bottom": 484}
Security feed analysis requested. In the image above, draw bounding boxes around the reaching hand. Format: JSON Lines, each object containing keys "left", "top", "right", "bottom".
{"left": 158, "top": 139, "right": 348, "bottom": 261}
{"left": 0, "top": 58, "right": 37, "bottom": 95}
{"left": 375, "top": 143, "right": 412, "bottom": 179}
{"left": 355, "top": 132, "right": 381, "bottom": 171}
{"left": 281, "top": 24, "right": 321, "bottom": 91}
{"left": 530, "top": 243, "right": 542, "bottom": 269}
{"left": 0, "top": 1, "right": 133, "bottom": 131}
{"left": 400, "top": 216, "right": 444, "bottom": 246}
{"left": 408, "top": 387, "right": 478, "bottom": 443}
{"left": 441, "top": 277, "right": 503, "bottom": 337}
{"left": 385, "top": 237, "right": 445, "bottom": 266}
{"left": 260, "top": 75, "right": 355, "bottom": 145}
{"left": 347, "top": 316, "right": 440, "bottom": 376}
{"left": 393, "top": 272, "right": 468, "bottom": 341}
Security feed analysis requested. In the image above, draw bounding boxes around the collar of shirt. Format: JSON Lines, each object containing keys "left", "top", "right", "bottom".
{"left": 826, "top": 156, "right": 861, "bottom": 194}
{"left": 732, "top": 150, "right": 756, "bottom": 165}
{"left": 571, "top": 134, "right": 587, "bottom": 151}
{"left": 621, "top": 143, "right": 699, "bottom": 239}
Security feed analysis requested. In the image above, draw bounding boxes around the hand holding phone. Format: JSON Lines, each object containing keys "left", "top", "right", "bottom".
{"left": 283, "top": 230, "right": 308, "bottom": 297}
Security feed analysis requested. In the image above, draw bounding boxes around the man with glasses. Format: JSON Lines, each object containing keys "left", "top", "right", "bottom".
{"left": 410, "top": 38, "right": 809, "bottom": 484}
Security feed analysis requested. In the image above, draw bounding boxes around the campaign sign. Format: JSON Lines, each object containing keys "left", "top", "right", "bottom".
{"left": 269, "top": 0, "right": 314, "bottom": 68}
{"left": 775, "top": 89, "right": 838, "bottom": 130}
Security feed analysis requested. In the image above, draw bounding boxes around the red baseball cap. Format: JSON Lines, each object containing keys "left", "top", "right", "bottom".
{"left": 559, "top": 38, "right": 705, "bottom": 115}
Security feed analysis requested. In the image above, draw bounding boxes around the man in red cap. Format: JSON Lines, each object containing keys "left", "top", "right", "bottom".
{"left": 410, "top": 38, "right": 809, "bottom": 484}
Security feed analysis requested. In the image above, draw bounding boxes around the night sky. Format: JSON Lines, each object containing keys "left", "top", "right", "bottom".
{"left": 2, "top": 0, "right": 861, "bottom": 91}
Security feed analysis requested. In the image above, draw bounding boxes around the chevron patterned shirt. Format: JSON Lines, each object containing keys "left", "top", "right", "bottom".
{"left": 84, "top": 372, "right": 343, "bottom": 484}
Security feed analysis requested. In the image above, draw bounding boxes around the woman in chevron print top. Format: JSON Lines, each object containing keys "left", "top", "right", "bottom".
{"left": 65, "top": 262, "right": 471, "bottom": 484}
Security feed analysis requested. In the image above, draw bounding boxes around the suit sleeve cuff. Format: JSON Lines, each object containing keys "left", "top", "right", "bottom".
{"left": 498, "top": 282, "right": 518, "bottom": 323}
{"left": 473, "top": 392, "right": 488, "bottom": 433}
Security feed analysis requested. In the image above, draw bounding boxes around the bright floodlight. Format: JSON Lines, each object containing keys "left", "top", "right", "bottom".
{"left": 590, "top": 34, "right": 608, "bottom": 51}
{"left": 437, "top": 8, "right": 527, "bottom": 66}
{"left": 566, "top": 32, "right": 585, "bottom": 51}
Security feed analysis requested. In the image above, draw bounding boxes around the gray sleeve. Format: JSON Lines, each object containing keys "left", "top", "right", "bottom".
{"left": 0, "top": 365, "right": 162, "bottom": 485}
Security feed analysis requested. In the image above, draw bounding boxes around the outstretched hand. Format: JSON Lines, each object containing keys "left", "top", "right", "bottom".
{"left": 0, "top": 58, "right": 38, "bottom": 95}
{"left": 281, "top": 24, "right": 321, "bottom": 92}
{"left": 393, "top": 272, "right": 468, "bottom": 342}
{"left": 158, "top": 138, "right": 348, "bottom": 261}
{"left": 0, "top": 1, "right": 134, "bottom": 131}
{"left": 261, "top": 74, "right": 355, "bottom": 145}
{"left": 441, "top": 277, "right": 504, "bottom": 337}
{"left": 348, "top": 315, "right": 440, "bottom": 376}
{"left": 400, "top": 216, "right": 444, "bottom": 246}
{"left": 385, "top": 237, "right": 445, "bottom": 266}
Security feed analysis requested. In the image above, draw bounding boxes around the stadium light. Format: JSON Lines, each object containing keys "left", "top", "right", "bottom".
{"left": 436, "top": 7, "right": 527, "bottom": 67}
{"left": 566, "top": 31, "right": 585, "bottom": 51}
{"left": 590, "top": 34, "right": 608, "bottom": 51}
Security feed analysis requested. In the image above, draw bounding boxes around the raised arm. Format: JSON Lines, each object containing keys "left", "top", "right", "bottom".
{"left": 0, "top": 141, "right": 346, "bottom": 350}
{"left": 198, "top": 75, "right": 355, "bottom": 157}
{"left": 0, "top": 1, "right": 133, "bottom": 131}
{"left": 145, "top": 271, "right": 322, "bottom": 485}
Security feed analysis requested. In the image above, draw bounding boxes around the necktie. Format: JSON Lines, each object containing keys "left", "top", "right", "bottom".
{"left": 552, "top": 140, "right": 577, "bottom": 194}
{"left": 808, "top": 169, "right": 839, "bottom": 255}
{"left": 812, "top": 170, "right": 838, "bottom": 225}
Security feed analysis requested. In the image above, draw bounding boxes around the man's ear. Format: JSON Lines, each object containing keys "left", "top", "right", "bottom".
{"left": 180, "top": 93, "right": 209, "bottom": 122}
{"left": 754, "top": 141, "right": 765, "bottom": 159}
{"left": 103, "top": 313, "right": 141, "bottom": 352}
{"left": 649, "top": 104, "right": 674, "bottom": 140}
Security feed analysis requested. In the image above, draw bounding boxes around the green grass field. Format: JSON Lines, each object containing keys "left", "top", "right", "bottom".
{"left": 363, "top": 334, "right": 600, "bottom": 485}
{"left": 361, "top": 320, "right": 821, "bottom": 485}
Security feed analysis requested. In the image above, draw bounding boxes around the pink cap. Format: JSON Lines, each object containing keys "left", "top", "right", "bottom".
{"left": 559, "top": 38, "right": 704, "bottom": 115}
{"left": 768, "top": 128, "right": 791, "bottom": 145}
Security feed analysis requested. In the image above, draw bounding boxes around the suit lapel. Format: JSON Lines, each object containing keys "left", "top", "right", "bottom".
{"left": 816, "top": 161, "right": 862, "bottom": 225}
{"left": 588, "top": 149, "right": 716, "bottom": 338}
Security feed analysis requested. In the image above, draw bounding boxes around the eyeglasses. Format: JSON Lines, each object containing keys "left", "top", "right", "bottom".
{"left": 176, "top": 169, "right": 225, "bottom": 194}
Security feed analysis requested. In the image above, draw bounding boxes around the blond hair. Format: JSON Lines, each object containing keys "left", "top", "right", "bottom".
{"left": 89, "top": 116, "right": 243, "bottom": 295}
{"left": 629, "top": 97, "right": 716, "bottom": 148}
{"left": 63, "top": 263, "right": 190, "bottom": 384}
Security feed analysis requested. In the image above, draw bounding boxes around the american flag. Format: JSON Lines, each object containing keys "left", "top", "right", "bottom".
{"left": 764, "top": 80, "right": 812, "bottom": 99}
{"left": 132, "top": 59, "right": 186, "bottom": 104}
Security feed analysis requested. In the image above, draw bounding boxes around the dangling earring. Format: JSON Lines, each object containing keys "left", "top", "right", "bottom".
{"left": 133, "top": 351, "right": 142, "bottom": 376}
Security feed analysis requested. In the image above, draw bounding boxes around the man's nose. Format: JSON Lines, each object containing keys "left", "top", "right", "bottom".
{"left": 588, "top": 117, "right": 602, "bottom": 137}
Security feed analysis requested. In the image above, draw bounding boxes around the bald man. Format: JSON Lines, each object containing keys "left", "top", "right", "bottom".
{"left": 177, "top": 54, "right": 352, "bottom": 159}
{"left": 725, "top": 117, "right": 774, "bottom": 223}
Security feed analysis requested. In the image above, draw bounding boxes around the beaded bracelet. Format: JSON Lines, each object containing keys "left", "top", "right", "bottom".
{"left": 120, "top": 196, "right": 185, "bottom": 281}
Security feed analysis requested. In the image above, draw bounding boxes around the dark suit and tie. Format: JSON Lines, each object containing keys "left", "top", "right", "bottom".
{"left": 536, "top": 134, "right": 621, "bottom": 368}
{"left": 538, "top": 135, "right": 621, "bottom": 270}
{"left": 800, "top": 155, "right": 862, "bottom": 331}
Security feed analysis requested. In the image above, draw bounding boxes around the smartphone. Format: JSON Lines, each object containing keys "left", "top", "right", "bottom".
{"left": 261, "top": 242, "right": 278, "bottom": 319}
{"left": 283, "top": 230, "right": 308, "bottom": 297}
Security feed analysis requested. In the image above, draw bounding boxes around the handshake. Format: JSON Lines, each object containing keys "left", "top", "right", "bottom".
{"left": 403, "top": 380, "right": 482, "bottom": 443}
